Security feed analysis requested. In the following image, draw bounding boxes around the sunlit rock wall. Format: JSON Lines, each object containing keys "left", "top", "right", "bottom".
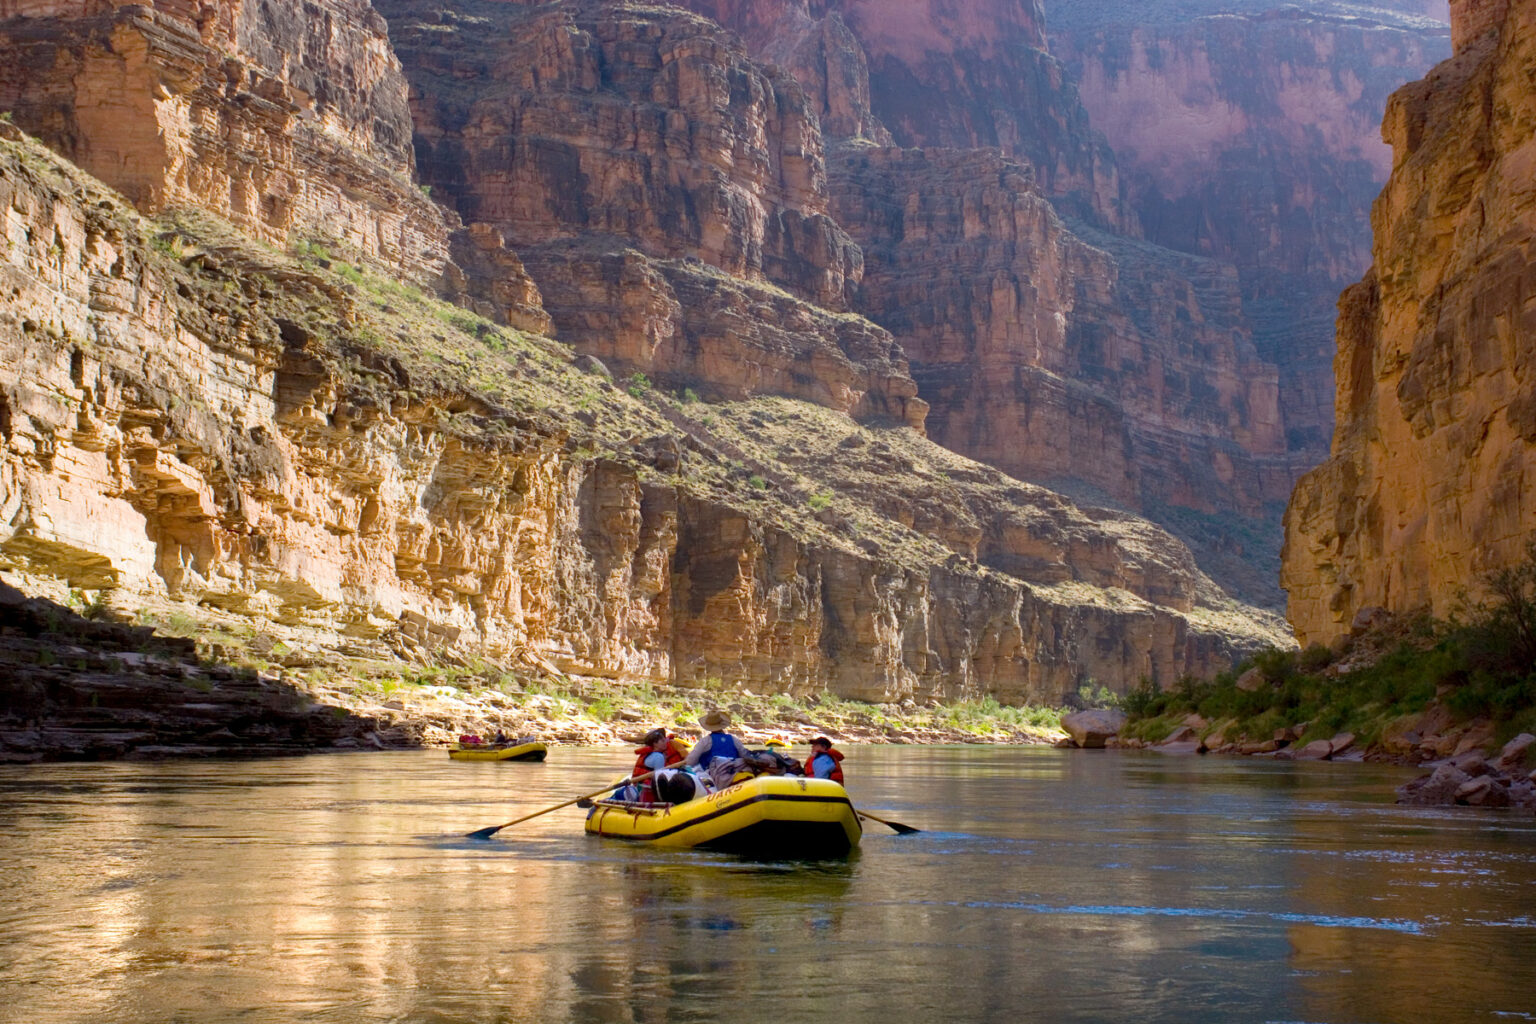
{"left": 0, "top": 0, "right": 453, "bottom": 283}
{"left": 1283, "top": 3, "right": 1536, "bottom": 644}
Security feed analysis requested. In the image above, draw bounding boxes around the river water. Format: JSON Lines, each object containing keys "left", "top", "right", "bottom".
{"left": 2, "top": 746, "right": 1534, "bottom": 1023}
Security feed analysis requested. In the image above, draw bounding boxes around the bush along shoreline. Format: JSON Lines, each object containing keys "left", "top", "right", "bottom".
{"left": 1107, "top": 547, "right": 1536, "bottom": 812}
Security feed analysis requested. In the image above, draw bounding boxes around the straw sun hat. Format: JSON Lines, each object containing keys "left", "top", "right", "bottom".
{"left": 699, "top": 709, "right": 731, "bottom": 731}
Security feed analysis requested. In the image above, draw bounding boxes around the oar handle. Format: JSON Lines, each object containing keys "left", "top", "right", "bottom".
{"left": 468, "top": 770, "right": 658, "bottom": 839}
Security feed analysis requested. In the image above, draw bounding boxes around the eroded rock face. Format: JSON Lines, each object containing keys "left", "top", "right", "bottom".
{"left": 674, "top": 0, "right": 1126, "bottom": 227}
{"left": 519, "top": 240, "right": 925, "bottom": 426}
{"left": 1052, "top": 1, "right": 1452, "bottom": 455}
{"left": 0, "top": 132, "right": 1283, "bottom": 706}
{"left": 391, "top": 0, "right": 856, "bottom": 306}
{"left": 381, "top": 0, "right": 925, "bottom": 423}
{"left": 0, "top": 0, "right": 453, "bottom": 283}
{"left": 1283, "top": 5, "right": 1536, "bottom": 645}
{"left": 833, "top": 145, "right": 1298, "bottom": 518}
{"left": 679, "top": 0, "right": 891, "bottom": 144}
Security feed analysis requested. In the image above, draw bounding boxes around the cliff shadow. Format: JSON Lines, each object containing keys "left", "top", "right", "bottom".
{"left": 0, "top": 580, "right": 390, "bottom": 763}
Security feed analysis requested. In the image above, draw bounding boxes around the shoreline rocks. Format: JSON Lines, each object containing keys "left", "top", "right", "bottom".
{"left": 1061, "top": 708, "right": 1127, "bottom": 749}
{"left": 1397, "top": 734, "right": 1536, "bottom": 814}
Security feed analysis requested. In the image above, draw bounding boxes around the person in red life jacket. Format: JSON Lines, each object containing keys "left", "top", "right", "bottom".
{"left": 805, "top": 736, "right": 845, "bottom": 783}
{"left": 627, "top": 727, "right": 689, "bottom": 802}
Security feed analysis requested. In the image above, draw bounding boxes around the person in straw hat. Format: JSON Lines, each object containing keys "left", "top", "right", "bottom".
{"left": 683, "top": 709, "right": 754, "bottom": 790}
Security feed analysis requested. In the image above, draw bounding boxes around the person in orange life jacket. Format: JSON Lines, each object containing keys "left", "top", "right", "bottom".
{"left": 684, "top": 709, "right": 756, "bottom": 789}
{"left": 805, "top": 736, "right": 845, "bottom": 783}
{"left": 625, "top": 727, "right": 688, "bottom": 802}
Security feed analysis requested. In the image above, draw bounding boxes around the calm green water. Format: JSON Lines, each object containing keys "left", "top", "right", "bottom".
{"left": 2, "top": 747, "right": 1534, "bottom": 1023}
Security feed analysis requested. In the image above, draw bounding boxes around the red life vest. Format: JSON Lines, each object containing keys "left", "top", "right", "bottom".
{"left": 810, "top": 747, "right": 845, "bottom": 783}
{"left": 631, "top": 736, "right": 688, "bottom": 777}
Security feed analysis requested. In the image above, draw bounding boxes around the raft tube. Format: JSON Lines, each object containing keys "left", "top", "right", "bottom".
{"left": 585, "top": 775, "right": 861, "bottom": 857}
{"left": 448, "top": 741, "right": 548, "bottom": 762}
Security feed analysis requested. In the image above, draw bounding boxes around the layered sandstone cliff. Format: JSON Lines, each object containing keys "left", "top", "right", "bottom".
{"left": 0, "top": 0, "right": 456, "bottom": 283}
{"left": 1283, "top": 0, "right": 1536, "bottom": 644}
{"left": 1052, "top": 1, "right": 1451, "bottom": 453}
{"left": 0, "top": 129, "right": 1286, "bottom": 708}
{"left": 491, "top": 0, "right": 1311, "bottom": 606}
{"left": 382, "top": 0, "right": 924, "bottom": 427}
{"left": 676, "top": 0, "right": 1127, "bottom": 229}
{"left": 830, "top": 145, "right": 1297, "bottom": 521}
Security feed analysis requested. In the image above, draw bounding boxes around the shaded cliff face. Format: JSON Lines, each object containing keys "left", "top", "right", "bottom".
{"left": 0, "top": 131, "right": 1286, "bottom": 702}
{"left": 1051, "top": 1, "right": 1451, "bottom": 453}
{"left": 674, "top": 0, "right": 1126, "bottom": 227}
{"left": 0, "top": 0, "right": 453, "bottom": 283}
{"left": 382, "top": 0, "right": 924, "bottom": 428}
{"left": 1282, "top": 2, "right": 1536, "bottom": 645}
{"left": 642, "top": 0, "right": 1316, "bottom": 606}
{"left": 831, "top": 146, "right": 1296, "bottom": 519}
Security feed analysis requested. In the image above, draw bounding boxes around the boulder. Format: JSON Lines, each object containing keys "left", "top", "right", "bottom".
{"left": 1239, "top": 739, "right": 1280, "bottom": 754}
{"left": 1293, "top": 739, "right": 1336, "bottom": 760}
{"left": 1397, "top": 763, "right": 1471, "bottom": 806}
{"left": 1154, "top": 741, "right": 1203, "bottom": 756}
{"left": 1328, "top": 732, "right": 1356, "bottom": 755}
{"left": 1235, "top": 667, "right": 1267, "bottom": 692}
{"left": 1455, "top": 776, "right": 1510, "bottom": 808}
{"left": 1379, "top": 715, "right": 1423, "bottom": 757}
{"left": 1497, "top": 733, "right": 1535, "bottom": 770}
{"left": 1447, "top": 751, "right": 1491, "bottom": 776}
{"left": 1061, "top": 709, "right": 1127, "bottom": 749}
{"left": 1163, "top": 725, "right": 1198, "bottom": 744}
{"left": 1452, "top": 722, "right": 1497, "bottom": 757}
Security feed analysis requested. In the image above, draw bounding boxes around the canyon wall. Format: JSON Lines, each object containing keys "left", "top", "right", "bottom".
{"left": 677, "top": 0, "right": 1127, "bottom": 229}
{"left": 639, "top": 0, "right": 1324, "bottom": 604}
{"left": 0, "top": 128, "right": 1284, "bottom": 704}
{"left": 830, "top": 145, "right": 1295, "bottom": 520}
{"left": 0, "top": 0, "right": 455, "bottom": 283}
{"left": 383, "top": 0, "right": 925, "bottom": 428}
{"left": 1282, "top": 1, "right": 1535, "bottom": 645}
{"left": 1052, "top": 1, "right": 1451, "bottom": 453}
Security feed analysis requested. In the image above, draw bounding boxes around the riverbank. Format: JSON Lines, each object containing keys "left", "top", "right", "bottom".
{"left": 0, "top": 579, "right": 1066, "bottom": 762}
{"left": 1106, "top": 596, "right": 1536, "bottom": 814}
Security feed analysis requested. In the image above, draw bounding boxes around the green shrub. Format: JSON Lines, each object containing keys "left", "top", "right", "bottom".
{"left": 1121, "top": 678, "right": 1165, "bottom": 718}
{"left": 1120, "top": 546, "right": 1536, "bottom": 747}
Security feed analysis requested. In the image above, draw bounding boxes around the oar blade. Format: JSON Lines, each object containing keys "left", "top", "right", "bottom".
{"left": 466, "top": 824, "right": 503, "bottom": 840}
{"left": 855, "top": 809, "right": 923, "bottom": 835}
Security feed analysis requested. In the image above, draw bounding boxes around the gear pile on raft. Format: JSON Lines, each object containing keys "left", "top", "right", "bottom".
{"left": 584, "top": 710, "right": 860, "bottom": 857}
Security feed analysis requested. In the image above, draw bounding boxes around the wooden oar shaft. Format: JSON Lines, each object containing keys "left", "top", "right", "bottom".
{"left": 468, "top": 770, "right": 657, "bottom": 839}
{"left": 854, "top": 808, "right": 921, "bottom": 834}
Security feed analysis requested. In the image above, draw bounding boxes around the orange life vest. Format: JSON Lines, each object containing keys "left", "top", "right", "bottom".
{"left": 631, "top": 736, "right": 688, "bottom": 778}
{"left": 809, "top": 747, "right": 845, "bottom": 783}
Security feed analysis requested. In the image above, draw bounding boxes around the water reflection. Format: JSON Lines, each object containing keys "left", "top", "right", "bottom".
{"left": 1, "top": 748, "right": 1534, "bottom": 1023}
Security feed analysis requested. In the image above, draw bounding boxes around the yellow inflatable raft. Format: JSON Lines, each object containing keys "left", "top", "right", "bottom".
{"left": 448, "top": 740, "right": 548, "bottom": 762}
{"left": 584, "top": 775, "right": 861, "bottom": 857}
